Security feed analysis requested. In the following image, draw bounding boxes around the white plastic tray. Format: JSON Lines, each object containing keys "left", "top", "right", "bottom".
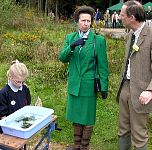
{"left": 0, "top": 106, "right": 54, "bottom": 139}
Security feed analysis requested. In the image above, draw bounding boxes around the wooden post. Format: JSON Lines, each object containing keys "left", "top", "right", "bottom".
{"left": 39, "top": 0, "right": 42, "bottom": 12}
{"left": 28, "top": 0, "right": 30, "bottom": 8}
{"left": 38, "top": 0, "right": 40, "bottom": 12}
{"left": 45, "top": 0, "right": 48, "bottom": 16}
{"left": 109, "top": 0, "right": 112, "bottom": 7}
{"left": 55, "top": 0, "right": 59, "bottom": 22}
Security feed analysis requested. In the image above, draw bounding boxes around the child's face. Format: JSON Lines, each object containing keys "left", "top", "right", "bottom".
{"left": 9, "top": 76, "right": 25, "bottom": 88}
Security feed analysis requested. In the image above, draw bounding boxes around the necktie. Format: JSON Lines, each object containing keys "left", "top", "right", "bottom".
{"left": 129, "top": 33, "right": 135, "bottom": 57}
{"left": 124, "top": 33, "right": 135, "bottom": 80}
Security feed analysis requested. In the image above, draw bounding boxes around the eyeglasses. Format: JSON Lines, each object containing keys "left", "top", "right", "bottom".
{"left": 11, "top": 78, "right": 25, "bottom": 84}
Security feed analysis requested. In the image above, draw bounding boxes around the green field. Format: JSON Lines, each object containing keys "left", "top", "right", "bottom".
{"left": 0, "top": 2, "right": 152, "bottom": 150}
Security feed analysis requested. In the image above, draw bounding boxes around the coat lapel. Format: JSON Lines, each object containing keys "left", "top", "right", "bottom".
{"left": 72, "top": 30, "right": 95, "bottom": 75}
{"left": 136, "top": 25, "right": 148, "bottom": 47}
{"left": 131, "top": 24, "right": 148, "bottom": 56}
{"left": 79, "top": 31, "right": 94, "bottom": 59}
{"left": 125, "top": 32, "right": 133, "bottom": 61}
{"left": 80, "top": 31, "right": 95, "bottom": 75}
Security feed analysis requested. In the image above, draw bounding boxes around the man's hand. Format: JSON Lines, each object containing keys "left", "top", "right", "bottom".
{"left": 70, "top": 38, "right": 85, "bottom": 50}
{"left": 139, "top": 91, "right": 152, "bottom": 105}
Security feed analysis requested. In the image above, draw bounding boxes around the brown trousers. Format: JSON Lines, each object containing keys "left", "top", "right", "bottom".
{"left": 118, "top": 80, "right": 149, "bottom": 148}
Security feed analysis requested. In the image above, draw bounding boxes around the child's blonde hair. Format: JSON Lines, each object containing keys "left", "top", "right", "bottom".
{"left": 7, "top": 60, "right": 29, "bottom": 80}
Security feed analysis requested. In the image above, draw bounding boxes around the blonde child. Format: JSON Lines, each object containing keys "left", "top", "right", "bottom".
{"left": 0, "top": 60, "right": 31, "bottom": 132}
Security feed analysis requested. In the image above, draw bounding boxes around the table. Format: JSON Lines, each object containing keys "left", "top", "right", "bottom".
{"left": 0, "top": 115, "right": 57, "bottom": 150}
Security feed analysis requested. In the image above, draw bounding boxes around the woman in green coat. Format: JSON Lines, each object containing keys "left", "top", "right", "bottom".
{"left": 59, "top": 6, "right": 109, "bottom": 150}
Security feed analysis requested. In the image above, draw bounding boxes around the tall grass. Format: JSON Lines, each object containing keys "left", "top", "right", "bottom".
{"left": 0, "top": 3, "right": 152, "bottom": 150}
{"left": 0, "top": 22, "right": 124, "bottom": 150}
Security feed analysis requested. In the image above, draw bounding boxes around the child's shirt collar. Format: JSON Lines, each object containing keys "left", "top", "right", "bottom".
{"left": 8, "top": 81, "right": 23, "bottom": 92}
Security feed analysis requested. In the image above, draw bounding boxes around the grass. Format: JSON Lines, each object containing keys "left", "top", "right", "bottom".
{"left": 0, "top": 33, "right": 123, "bottom": 150}
{"left": 0, "top": 4, "right": 152, "bottom": 149}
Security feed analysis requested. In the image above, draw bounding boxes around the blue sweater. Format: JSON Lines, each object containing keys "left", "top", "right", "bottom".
{"left": 0, "top": 84, "right": 31, "bottom": 117}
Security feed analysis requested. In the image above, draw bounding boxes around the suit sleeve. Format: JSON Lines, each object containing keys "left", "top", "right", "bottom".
{"left": 96, "top": 35, "right": 109, "bottom": 92}
{"left": 146, "top": 39, "right": 152, "bottom": 91}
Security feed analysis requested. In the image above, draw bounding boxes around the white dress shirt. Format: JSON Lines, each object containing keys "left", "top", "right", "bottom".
{"left": 126, "top": 22, "right": 145, "bottom": 79}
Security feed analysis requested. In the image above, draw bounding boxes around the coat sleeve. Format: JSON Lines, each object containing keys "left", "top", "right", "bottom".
{"left": 96, "top": 35, "right": 109, "bottom": 92}
{"left": 146, "top": 37, "right": 152, "bottom": 91}
{"left": 59, "top": 34, "right": 74, "bottom": 63}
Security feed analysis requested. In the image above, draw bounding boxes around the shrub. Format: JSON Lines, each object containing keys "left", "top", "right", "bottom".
{"left": 0, "top": 0, "right": 18, "bottom": 29}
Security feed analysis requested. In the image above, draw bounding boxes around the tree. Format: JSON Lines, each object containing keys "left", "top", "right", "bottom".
{"left": 14, "top": 0, "right": 126, "bottom": 20}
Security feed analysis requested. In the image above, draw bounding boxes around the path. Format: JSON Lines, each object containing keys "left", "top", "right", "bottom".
{"left": 100, "top": 28, "right": 127, "bottom": 39}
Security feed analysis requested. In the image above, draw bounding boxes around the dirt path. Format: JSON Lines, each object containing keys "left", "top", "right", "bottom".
{"left": 100, "top": 27, "right": 127, "bottom": 38}
{"left": 101, "top": 28, "right": 126, "bottom": 33}
{"left": 50, "top": 142, "right": 67, "bottom": 150}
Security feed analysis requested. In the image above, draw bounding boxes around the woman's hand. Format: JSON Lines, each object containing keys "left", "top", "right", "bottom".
{"left": 70, "top": 38, "right": 85, "bottom": 50}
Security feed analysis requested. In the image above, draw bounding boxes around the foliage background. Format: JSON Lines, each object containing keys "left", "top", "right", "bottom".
{"left": 0, "top": 1, "right": 152, "bottom": 150}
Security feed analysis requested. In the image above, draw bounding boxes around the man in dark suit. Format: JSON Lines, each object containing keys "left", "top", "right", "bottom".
{"left": 117, "top": 1, "right": 152, "bottom": 150}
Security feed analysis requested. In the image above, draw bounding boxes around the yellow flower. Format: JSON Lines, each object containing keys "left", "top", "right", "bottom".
{"left": 132, "top": 44, "right": 139, "bottom": 52}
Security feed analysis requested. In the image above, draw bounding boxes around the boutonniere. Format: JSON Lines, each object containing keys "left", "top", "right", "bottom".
{"left": 132, "top": 44, "right": 139, "bottom": 52}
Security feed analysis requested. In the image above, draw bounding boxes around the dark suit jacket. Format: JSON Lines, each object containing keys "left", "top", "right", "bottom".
{"left": 116, "top": 23, "right": 152, "bottom": 113}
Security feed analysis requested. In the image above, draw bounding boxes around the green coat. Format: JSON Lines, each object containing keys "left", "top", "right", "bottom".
{"left": 59, "top": 29, "right": 108, "bottom": 125}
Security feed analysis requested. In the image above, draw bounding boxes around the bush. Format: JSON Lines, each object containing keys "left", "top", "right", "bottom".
{"left": 0, "top": 0, "right": 17, "bottom": 29}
